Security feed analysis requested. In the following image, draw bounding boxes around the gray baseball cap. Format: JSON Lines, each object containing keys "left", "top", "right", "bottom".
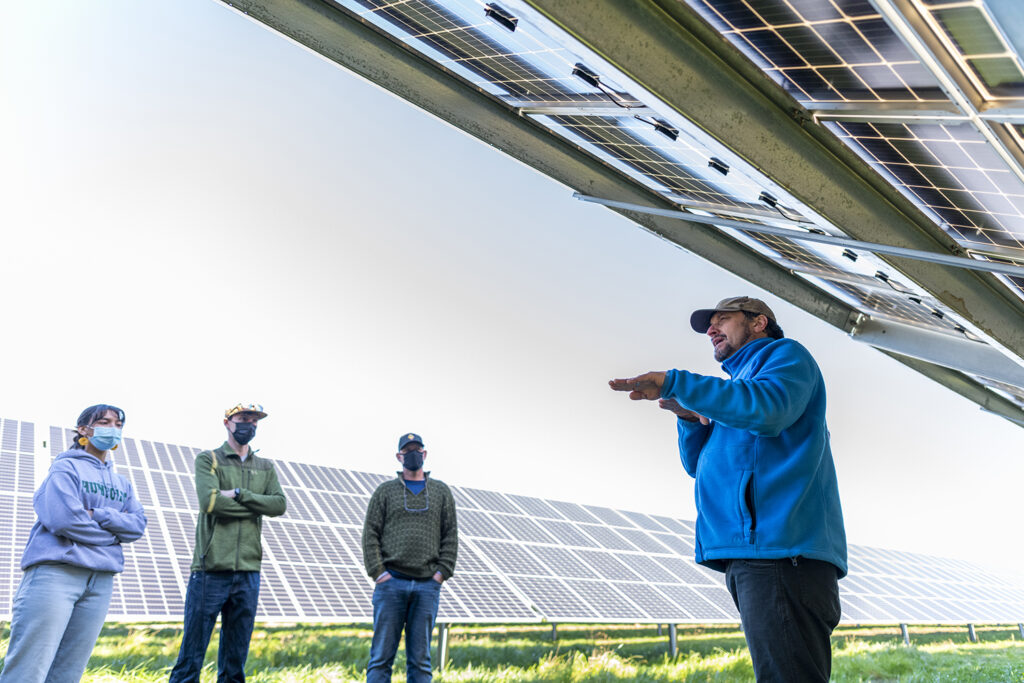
{"left": 690, "top": 296, "right": 777, "bottom": 333}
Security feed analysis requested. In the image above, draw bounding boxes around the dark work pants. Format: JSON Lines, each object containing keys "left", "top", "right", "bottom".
{"left": 725, "top": 558, "right": 841, "bottom": 683}
{"left": 168, "top": 571, "right": 261, "bottom": 683}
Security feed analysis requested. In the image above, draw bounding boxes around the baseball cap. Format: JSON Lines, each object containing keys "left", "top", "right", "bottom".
{"left": 690, "top": 296, "right": 777, "bottom": 333}
{"left": 398, "top": 432, "right": 424, "bottom": 450}
{"left": 225, "top": 403, "right": 268, "bottom": 420}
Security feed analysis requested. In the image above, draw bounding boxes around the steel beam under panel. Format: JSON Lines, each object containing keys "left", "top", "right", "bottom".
{"left": 876, "top": 351, "right": 1024, "bottom": 426}
{"left": 850, "top": 317, "right": 1024, "bottom": 387}
{"left": 523, "top": 0, "right": 1024, "bottom": 360}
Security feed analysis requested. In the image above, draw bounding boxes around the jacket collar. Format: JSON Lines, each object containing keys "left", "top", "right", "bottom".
{"left": 721, "top": 337, "right": 772, "bottom": 377}
{"left": 395, "top": 471, "right": 431, "bottom": 480}
{"left": 214, "top": 441, "right": 259, "bottom": 460}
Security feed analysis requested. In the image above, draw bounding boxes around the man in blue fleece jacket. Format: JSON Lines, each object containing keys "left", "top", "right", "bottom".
{"left": 611, "top": 296, "right": 846, "bottom": 683}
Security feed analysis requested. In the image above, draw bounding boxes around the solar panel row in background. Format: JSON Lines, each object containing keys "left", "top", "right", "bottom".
{"left": 0, "top": 417, "right": 1020, "bottom": 624}
{"left": 0, "top": 419, "right": 35, "bottom": 614}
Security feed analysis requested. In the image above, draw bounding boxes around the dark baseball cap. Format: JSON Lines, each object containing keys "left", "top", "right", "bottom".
{"left": 398, "top": 432, "right": 424, "bottom": 450}
{"left": 690, "top": 296, "right": 777, "bottom": 333}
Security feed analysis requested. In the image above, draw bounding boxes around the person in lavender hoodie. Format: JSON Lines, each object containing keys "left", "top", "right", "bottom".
{"left": 0, "top": 404, "right": 147, "bottom": 682}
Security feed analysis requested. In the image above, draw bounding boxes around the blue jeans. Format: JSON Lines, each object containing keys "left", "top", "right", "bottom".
{"left": 367, "top": 576, "right": 442, "bottom": 683}
{"left": 0, "top": 563, "right": 114, "bottom": 683}
{"left": 168, "top": 571, "right": 260, "bottom": 683}
{"left": 725, "top": 557, "right": 841, "bottom": 683}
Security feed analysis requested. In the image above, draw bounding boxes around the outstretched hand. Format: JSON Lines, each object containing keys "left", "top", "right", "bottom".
{"left": 608, "top": 372, "right": 666, "bottom": 400}
{"left": 659, "top": 398, "right": 710, "bottom": 425}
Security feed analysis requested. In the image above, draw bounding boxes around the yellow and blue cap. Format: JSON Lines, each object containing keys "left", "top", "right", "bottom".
{"left": 225, "top": 403, "right": 268, "bottom": 420}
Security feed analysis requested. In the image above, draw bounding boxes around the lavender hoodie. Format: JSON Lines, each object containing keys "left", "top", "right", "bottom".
{"left": 21, "top": 449, "right": 147, "bottom": 572}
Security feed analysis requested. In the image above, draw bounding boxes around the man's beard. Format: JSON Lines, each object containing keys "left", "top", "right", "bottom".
{"left": 714, "top": 326, "right": 753, "bottom": 362}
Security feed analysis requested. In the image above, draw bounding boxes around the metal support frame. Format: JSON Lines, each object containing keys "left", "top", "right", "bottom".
{"left": 901, "top": 623, "right": 911, "bottom": 646}
{"left": 657, "top": 624, "right": 663, "bottom": 636}
{"left": 1018, "top": 623, "right": 1024, "bottom": 639}
{"left": 668, "top": 623, "right": 678, "bottom": 657}
{"left": 574, "top": 193, "right": 1024, "bottom": 278}
{"left": 551, "top": 623, "right": 557, "bottom": 641}
{"left": 968, "top": 623, "right": 979, "bottom": 643}
{"left": 850, "top": 317, "right": 1024, "bottom": 386}
{"left": 437, "top": 622, "right": 451, "bottom": 670}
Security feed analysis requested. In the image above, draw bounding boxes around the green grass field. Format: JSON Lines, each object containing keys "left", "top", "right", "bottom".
{"left": 6, "top": 622, "right": 1024, "bottom": 681}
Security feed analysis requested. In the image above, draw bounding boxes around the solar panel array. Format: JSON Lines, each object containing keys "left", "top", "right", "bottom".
{"left": 0, "top": 416, "right": 1021, "bottom": 626}
{"left": 682, "top": 0, "right": 1024, "bottom": 298}
{"left": 0, "top": 419, "right": 35, "bottom": 613}
{"left": 317, "top": 0, "right": 1024, "bottom": 417}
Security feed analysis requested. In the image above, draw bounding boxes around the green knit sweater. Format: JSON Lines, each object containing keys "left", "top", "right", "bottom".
{"left": 362, "top": 474, "right": 458, "bottom": 580}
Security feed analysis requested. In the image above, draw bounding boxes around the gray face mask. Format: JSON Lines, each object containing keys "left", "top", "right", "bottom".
{"left": 402, "top": 449, "right": 424, "bottom": 471}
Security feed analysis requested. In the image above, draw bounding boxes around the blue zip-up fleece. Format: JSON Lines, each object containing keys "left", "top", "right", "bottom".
{"left": 661, "top": 337, "right": 847, "bottom": 577}
{"left": 21, "top": 449, "right": 147, "bottom": 572}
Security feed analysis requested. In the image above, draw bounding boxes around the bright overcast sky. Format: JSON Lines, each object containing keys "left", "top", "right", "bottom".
{"left": 2, "top": 1, "right": 1022, "bottom": 576}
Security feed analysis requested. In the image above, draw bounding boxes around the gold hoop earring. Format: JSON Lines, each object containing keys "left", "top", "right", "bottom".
{"left": 78, "top": 436, "right": 89, "bottom": 446}
{"left": 111, "top": 444, "right": 119, "bottom": 451}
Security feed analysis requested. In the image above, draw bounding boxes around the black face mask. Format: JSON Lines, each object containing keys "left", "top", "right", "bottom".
{"left": 402, "top": 449, "right": 424, "bottom": 471}
{"left": 232, "top": 422, "right": 257, "bottom": 445}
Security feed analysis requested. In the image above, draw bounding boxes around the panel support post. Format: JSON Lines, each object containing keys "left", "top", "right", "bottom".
{"left": 551, "top": 623, "right": 557, "bottom": 641}
{"left": 657, "top": 624, "right": 663, "bottom": 636}
{"left": 900, "top": 623, "right": 910, "bottom": 646}
{"left": 1018, "top": 623, "right": 1024, "bottom": 639}
{"left": 668, "top": 623, "right": 678, "bottom": 657}
{"left": 437, "top": 623, "right": 451, "bottom": 670}
{"left": 968, "top": 623, "right": 978, "bottom": 643}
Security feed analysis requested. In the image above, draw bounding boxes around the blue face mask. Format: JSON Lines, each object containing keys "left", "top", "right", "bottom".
{"left": 89, "top": 426, "right": 122, "bottom": 452}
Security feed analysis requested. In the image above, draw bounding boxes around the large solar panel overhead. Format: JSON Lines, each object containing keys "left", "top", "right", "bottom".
{"left": 3, "top": 416, "right": 1023, "bottom": 625}
{"left": 217, "top": 0, "right": 1024, "bottom": 429}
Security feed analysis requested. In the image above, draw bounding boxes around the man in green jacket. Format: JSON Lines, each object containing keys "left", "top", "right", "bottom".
{"left": 169, "top": 403, "right": 287, "bottom": 683}
{"left": 363, "top": 432, "right": 458, "bottom": 683}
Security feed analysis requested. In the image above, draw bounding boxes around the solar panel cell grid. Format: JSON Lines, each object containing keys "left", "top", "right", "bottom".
{"left": 461, "top": 488, "right": 520, "bottom": 514}
{"left": 459, "top": 509, "right": 510, "bottom": 540}
{"left": 443, "top": 573, "right": 535, "bottom": 619}
{"left": 337, "top": 0, "right": 640, "bottom": 106}
{"left": 826, "top": 120, "right": 1024, "bottom": 255}
{"left": 659, "top": 583, "right": 734, "bottom": 619}
{"left": 616, "top": 582, "right": 689, "bottom": 620}
{"left": 685, "top": 0, "right": 947, "bottom": 103}
{"left": 565, "top": 579, "right": 645, "bottom": 619}
{"left": 616, "top": 528, "right": 673, "bottom": 554}
{"left": 576, "top": 524, "right": 635, "bottom": 551}
{"left": 694, "top": 585, "right": 741, "bottom": 617}
{"left": 651, "top": 532, "right": 695, "bottom": 556}
{"left": 507, "top": 494, "right": 565, "bottom": 519}
{"left": 537, "top": 519, "right": 600, "bottom": 548}
{"left": 540, "top": 114, "right": 772, "bottom": 212}
{"left": 473, "top": 540, "right": 550, "bottom": 576}
{"left": 617, "top": 510, "right": 667, "bottom": 532}
{"left": 349, "top": 470, "right": 390, "bottom": 495}
{"left": 489, "top": 513, "right": 557, "bottom": 544}
{"left": 515, "top": 576, "right": 596, "bottom": 619}
{"left": 546, "top": 500, "right": 600, "bottom": 523}
{"left": 653, "top": 555, "right": 717, "bottom": 585}
{"left": 528, "top": 546, "right": 598, "bottom": 579}
{"left": 574, "top": 549, "right": 642, "bottom": 582}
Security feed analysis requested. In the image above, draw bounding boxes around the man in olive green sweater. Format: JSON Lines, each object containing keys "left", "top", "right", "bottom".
{"left": 362, "top": 432, "right": 458, "bottom": 683}
{"left": 169, "top": 403, "right": 287, "bottom": 683}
